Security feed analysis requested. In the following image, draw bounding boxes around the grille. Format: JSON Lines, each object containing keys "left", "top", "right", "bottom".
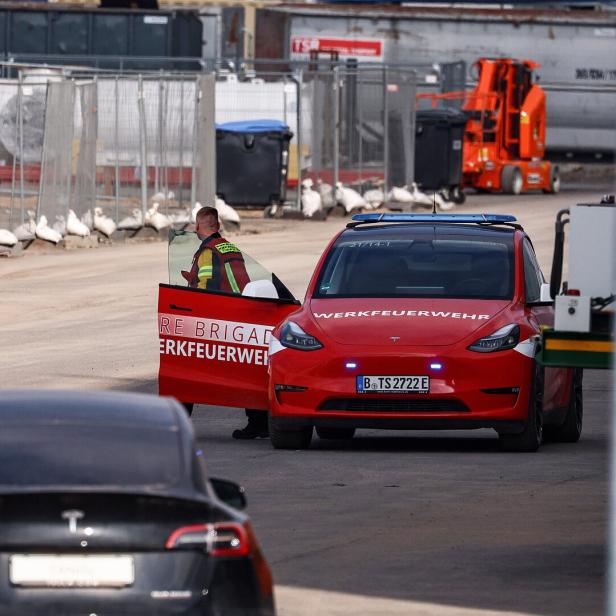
{"left": 318, "top": 399, "right": 469, "bottom": 413}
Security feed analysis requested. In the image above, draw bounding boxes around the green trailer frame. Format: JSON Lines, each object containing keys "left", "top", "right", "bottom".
{"left": 536, "top": 329, "right": 613, "bottom": 370}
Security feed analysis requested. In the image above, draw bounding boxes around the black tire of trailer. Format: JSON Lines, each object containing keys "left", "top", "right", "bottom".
{"left": 501, "top": 165, "right": 523, "bottom": 195}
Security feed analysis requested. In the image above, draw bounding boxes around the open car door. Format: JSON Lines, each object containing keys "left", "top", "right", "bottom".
{"left": 158, "top": 230, "right": 300, "bottom": 410}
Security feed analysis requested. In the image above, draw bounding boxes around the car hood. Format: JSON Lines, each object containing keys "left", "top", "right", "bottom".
{"left": 309, "top": 298, "right": 510, "bottom": 346}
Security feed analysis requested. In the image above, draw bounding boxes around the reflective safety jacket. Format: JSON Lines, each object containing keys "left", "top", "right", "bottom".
{"left": 186, "top": 233, "right": 250, "bottom": 293}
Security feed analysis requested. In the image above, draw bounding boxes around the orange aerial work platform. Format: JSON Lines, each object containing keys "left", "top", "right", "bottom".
{"left": 418, "top": 58, "right": 560, "bottom": 196}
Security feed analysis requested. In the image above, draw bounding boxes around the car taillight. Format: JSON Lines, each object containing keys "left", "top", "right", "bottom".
{"left": 165, "top": 522, "right": 249, "bottom": 557}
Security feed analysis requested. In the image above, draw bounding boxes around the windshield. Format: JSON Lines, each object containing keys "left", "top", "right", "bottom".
{"left": 315, "top": 229, "right": 515, "bottom": 300}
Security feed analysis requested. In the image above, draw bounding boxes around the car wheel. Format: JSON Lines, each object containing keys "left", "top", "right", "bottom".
{"left": 545, "top": 369, "right": 583, "bottom": 443}
{"left": 542, "top": 165, "right": 560, "bottom": 194}
{"left": 182, "top": 402, "right": 194, "bottom": 417}
{"left": 316, "top": 427, "right": 356, "bottom": 440}
{"left": 499, "top": 365, "right": 543, "bottom": 452}
{"left": 451, "top": 186, "right": 466, "bottom": 204}
{"left": 501, "top": 165, "right": 523, "bottom": 195}
{"left": 269, "top": 415, "right": 313, "bottom": 450}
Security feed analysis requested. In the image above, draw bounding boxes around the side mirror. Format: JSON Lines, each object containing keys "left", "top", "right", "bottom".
{"left": 210, "top": 478, "right": 247, "bottom": 510}
{"left": 242, "top": 279, "right": 279, "bottom": 299}
{"left": 539, "top": 282, "right": 552, "bottom": 303}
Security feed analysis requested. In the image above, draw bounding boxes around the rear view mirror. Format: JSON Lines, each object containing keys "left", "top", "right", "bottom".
{"left": 210, "top": 478, "right": 247, "bottom": 510}
{"left": 242, "top": 279, "right": 279, "bottom": 299}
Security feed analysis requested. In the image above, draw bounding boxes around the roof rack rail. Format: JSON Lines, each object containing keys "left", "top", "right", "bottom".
{"left": 347, "top": 213, "right": 521, "bottom": 229}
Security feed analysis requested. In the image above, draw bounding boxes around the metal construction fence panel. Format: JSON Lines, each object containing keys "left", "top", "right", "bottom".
{"left": 300, "top": 66, "right": 416, "bottom": 198}
{"left": 0, "top": 61, "right": 418, "bottom": 234}
{"left": 37, "top": 80, "right": 76, "bottom": 229}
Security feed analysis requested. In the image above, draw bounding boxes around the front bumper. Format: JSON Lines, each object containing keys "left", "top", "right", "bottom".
{"left": 269, "top": 344, "right": 533, "bottom": 433}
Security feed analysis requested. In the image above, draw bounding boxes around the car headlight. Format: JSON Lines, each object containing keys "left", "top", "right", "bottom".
{"left": 467, "top": 324, "right": 520, "bottom": 353}
{"left": 279, "top": 321, "right": 323, "bottom": 351}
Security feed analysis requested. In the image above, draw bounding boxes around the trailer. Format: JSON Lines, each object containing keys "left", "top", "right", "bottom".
{"left": 537, "top": 195, "right": 615, "bottom": 370}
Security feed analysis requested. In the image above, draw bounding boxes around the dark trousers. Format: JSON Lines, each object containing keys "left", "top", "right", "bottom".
{"left": 246, "top": 408, "right": 268, "bottom": 428}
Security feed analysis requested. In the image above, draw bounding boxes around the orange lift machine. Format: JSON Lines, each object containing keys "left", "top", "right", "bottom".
{"left": 419, "top": 58, "right": 560, "bottom": 196}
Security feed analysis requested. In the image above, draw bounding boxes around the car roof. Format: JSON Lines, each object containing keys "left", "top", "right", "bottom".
{"left": 0, "top": 390, "right": 207, "bottom": 503}
{"left": 338, "top": 223, "right": 517, "bottom": 242}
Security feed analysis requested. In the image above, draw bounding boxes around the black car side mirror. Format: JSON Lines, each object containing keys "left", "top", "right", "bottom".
{"left": 210, "top": 478, "right": 247, "bottom": 510}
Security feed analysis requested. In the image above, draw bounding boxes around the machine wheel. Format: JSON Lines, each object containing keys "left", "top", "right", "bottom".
{"left": 545, "top": 369, "right": 583, "bottom": 443}
{"left": 269, "top": 416, "right": 313, "bottom": 450}
{"left": 451, "top": 186, "right": 466, "bottom": 204}
{"left": 501, "top": 165, "right": 523, "bottom": 195}
{"left": 182, "top": 402, "right": 194, "bottom": 417}
{"left": 498, "top": 365, "right": 543, "bottom": 452}
{"left": 316, "top": 427, "right": 356, "bottom": 440}
{"left": 543, "top": 165, "right": 561, "bottom": 194}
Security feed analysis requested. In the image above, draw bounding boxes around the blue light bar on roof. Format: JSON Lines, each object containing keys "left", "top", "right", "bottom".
{"left": 351, "top": 213, "right": 518, "bottom": 223}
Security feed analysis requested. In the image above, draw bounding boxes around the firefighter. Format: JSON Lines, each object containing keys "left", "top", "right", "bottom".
{"left": 182, "top": 206, "right": 269, "bottom": 440}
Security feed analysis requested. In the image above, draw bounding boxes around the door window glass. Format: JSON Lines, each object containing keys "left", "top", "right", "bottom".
{"left": 168, "top": 230, "right": 294, "bottom": 300}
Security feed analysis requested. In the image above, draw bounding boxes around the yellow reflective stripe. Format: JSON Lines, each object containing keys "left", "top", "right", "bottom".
{"left": 216, "top": 242, "right": 241, "bottom": 254}
{"left": 198, "top": 267, "right": 213, "bottom": 275}
{"left": 545, "top": 339, "right": 613, "bottom": 353}
{"left": 224, "top": 262, "right": 240, "bottom": 293}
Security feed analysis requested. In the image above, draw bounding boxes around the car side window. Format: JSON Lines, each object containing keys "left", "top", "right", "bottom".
{"left": 522, "top": 238, "right": 543, "bottom": 303}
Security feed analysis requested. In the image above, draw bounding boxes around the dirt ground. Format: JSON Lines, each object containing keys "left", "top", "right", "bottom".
{"left": 0, "top": 184, "right": 613, "bottom": 616}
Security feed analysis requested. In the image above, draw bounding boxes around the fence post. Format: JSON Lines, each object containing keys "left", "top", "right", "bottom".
{"left": 190, "top": 76, "right": 199, "bottom": 207}
{"left": 178, "top": 78, "right": 185, "bottom": 208}
{"left": 9, "top": 81, "right": 18, "bottom": 226}
{"left": 137, "top": 74, "right": 148, "bottom": 221}
{"left": 383, "top": 65, "right": 390, "bottom": 200}
{"left": 194, "top": 73, "right": 216, "bottom": 208}
{"left": 114, "top": 75, "right": 120, "bottom": 223}
{"left": 291, "top": 71, "right": 302, "bottom": 211}
{"left": 18, "top": 71, "right": 24, "bottom": 221}
{"left": 333, "top": 65, "right": 340, "bottom": 191}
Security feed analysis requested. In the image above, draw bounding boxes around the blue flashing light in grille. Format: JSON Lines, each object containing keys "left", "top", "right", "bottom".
{"left": 430, "top": 362, "right": 443, "bottom": 371}
{"left": 351, "top": 213, "right": 517, "bottom": 224}
{"left": 345, "top": 362, "right": 358, "bottom": 369}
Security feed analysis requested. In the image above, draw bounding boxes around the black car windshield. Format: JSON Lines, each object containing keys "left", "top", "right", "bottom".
{"left": 315, "top": 227, "right": 515, "bottom": 300}
{"left": 0, "top": 425, "right": 183, "bottom": 489}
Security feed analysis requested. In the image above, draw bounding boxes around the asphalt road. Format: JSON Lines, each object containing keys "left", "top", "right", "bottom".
{"left": 0, "top": 185, "right": 612, "bottom": 615}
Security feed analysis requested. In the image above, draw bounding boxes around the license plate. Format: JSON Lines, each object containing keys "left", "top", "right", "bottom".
{"left": 9, "top": 554, "right": 135, "bottom": 588}
{"left": 356, "top": 375, "right": 429, "bottom": 394}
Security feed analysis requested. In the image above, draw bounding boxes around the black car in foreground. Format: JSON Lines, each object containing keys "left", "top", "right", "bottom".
{"left": 0, "top": 390, "right": 275, "bottom": 616}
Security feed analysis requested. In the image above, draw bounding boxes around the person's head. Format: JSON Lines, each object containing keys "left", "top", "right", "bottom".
{"left": 195, "top": 206, "right": 220, "bottom": 239}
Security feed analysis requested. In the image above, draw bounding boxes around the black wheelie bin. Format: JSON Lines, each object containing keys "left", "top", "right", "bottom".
{"left": 216, "top": 119, "right": 293, "bottom": 207}
{"left": 414, "top": 108, "right": 467, "bottom": 203}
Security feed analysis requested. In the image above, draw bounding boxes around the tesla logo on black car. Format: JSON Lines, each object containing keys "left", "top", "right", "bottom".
{"left": 61, "top": 509, "right": 85, "bottom": 534}
{"left": 390, "top": 336, "right": 400, "bottom": 343}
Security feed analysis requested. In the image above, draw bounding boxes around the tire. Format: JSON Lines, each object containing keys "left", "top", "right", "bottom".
{"left": 501, "top": 165, "right": 523, "bottom": 195}
{"left": 543, "top": 165, "right": 560, "bottom": 194}
{"left": 269, "top": 415, "right": 313, "bottom": 450}
{"left": 451, "top": 186, "right": 466, "bottom": 204}
{"left": 182, "top": 402, "right": 194, "bottom": 417}
{"left": 545, "top": 369, "right": 583, "bottom": 443}
{"left": 499, "top": 365, "right": 543, "bottom": 452}
{"left": 316, "top": 427, "right": 356, "bottom": 440}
